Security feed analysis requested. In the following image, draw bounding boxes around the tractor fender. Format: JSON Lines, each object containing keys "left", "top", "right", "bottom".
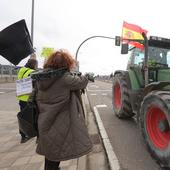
{"left": 144, "top": 81, "right": 170, "bottom": 96}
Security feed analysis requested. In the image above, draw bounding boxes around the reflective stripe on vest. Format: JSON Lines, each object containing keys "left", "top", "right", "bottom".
{"left": 16, "top": 67, "right": 34, "bottom": 102}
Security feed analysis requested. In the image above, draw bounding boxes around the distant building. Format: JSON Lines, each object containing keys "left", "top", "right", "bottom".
{"left": 0, "top": 64, "right": 17, "bottom": 75}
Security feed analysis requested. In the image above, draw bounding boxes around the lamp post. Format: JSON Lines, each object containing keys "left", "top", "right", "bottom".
{"left": 75, "top": 36, "right": 115, "bottom": 71}
{"left": 75, "top": 36, "right": 115, "bottom": 61}
{"left": 31, "top": 0, "right": 34, "bottom": 45}
{"left": 30, "top": 0, "right": 36, "bottom": 59}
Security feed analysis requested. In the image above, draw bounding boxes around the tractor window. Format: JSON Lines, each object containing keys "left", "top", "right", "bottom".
{"left": 127, "top": 48, "right": 144, "bottom": 67}
{"left": 148, "top": 47, "right": 170, "bottom": 68}
{"left": 128, "top": 46, "right": 170, "bottom": 69}
{"left": 134, "top": 52, "right": 144, "bottom": 65}
{"left": 167, "top": 51, "right": 170, "bottom": 67}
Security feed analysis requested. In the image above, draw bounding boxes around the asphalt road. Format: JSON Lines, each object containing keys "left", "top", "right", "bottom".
{"left": 86, "top": 80, "right": 162, "bottom": 170}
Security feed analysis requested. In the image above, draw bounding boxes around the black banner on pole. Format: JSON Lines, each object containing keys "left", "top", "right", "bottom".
{"left": 0, "top": 19, "right": 34, "bottom": 65}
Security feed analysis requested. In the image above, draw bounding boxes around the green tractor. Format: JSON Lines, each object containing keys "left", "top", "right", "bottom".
{"left": 112, "top": 33, "right": 170, "bottom": 167}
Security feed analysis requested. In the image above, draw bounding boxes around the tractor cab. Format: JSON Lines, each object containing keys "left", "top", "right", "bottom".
{"left": 125, "top": 36, "right": 170, "bottom": 90}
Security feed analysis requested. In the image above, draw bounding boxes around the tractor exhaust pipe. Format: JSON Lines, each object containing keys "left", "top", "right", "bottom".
{"left": 142, "top": 32, "right": 149, "bottom": 86}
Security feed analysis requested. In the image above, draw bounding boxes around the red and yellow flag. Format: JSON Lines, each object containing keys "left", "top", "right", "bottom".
{"left": 122, "top": 21, "right": 147, "bottom": 49}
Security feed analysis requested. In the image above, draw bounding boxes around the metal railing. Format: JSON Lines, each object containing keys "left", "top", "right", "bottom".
{"left": 0, "top": 64, "right": 17, "bottom": 76}
{"left": 0, "top": 64, "right": 17, "bottom": 83}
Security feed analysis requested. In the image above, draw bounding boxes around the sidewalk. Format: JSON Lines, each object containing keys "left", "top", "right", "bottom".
{"left": 0, "top": 93, "right": 109, "bottom": 170}
{"left": 0, "top": 110, "right": 80, "bottom": 170}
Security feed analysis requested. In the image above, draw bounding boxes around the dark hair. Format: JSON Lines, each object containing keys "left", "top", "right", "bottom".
{"left": 44, "top": 49, "right": 75, "bottom": 71}
{"left": 25, "top": 59, "right": 38, "bottom": 69}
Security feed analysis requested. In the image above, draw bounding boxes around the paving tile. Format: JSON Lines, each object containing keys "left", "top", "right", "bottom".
{"left": 0, "top": 157, "right": 16, "bottom": 168}
{"left": 23, "top": 141, "right": 36, "bottom": 152}
{"left": 60, "top": 160, "right": 71, "bottom": 167}
{"left": 0, "top": 136, "right": 12, "bottom": 143}
{"left": 88, "top": 152, "right": 108, "bottom": 170}
{"left": 92, "top": 144, "right": 103, "bottom": 153}
{"left": 21, "top": 148, "right": 36, "bottom": 157}
{"left": 0, "top": 146, "right": 10, "bottom": 153}
{"left": 0, "top": 141, "right": 18, "bottom": 153}
{"left": 0, "top": 153, "right": 7, "bottom": 161}
{"left": 29, "top": 155, "right": 44, "bottom": 163}
{"left": 24, "top": 162, "right": 42, "bottom": 170}
{"left": 12, "top": 156, "right": 31, "bottom": 166}
{"left": 71, "top": 159, "right": 78, "bottom": 165}
{"left": 0, "top": 151, "right": 21, "bottom": 168}
{"left": 69, "top": 165, "right": 77, "bottom": 170}
{"left": 38, "top": 162, "right": 44, "bottom": 170}
{"left": 61, "top": 167, "right": 69, "bottom": 170}
{"left": 7, "top": 165, "right": 25, "bottom": 170}
{"left": 3, "top": 151, "right": 21, "bottom": 159}
{"left": 10, "top": 144, "right": 28, "bottom": 152}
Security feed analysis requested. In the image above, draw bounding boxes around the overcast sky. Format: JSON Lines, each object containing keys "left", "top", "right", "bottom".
{"left": 1, "top": 0, "right": 170, "bottom": 75}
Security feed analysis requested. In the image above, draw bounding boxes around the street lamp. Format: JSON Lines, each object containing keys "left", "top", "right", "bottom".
{"left": 31, "top": 0, "right": 34, "bottom": 45}
{"left": 30, "top": 0, "right": 36, "bottom": 59}
{"left": 75, "top": 36, "right": 115, "bottom": 61}
{"left": 75, "top": 36, "right": 115, "bottom": 71}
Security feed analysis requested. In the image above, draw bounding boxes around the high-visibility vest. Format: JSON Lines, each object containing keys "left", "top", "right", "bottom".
{"left": 16, "top": 67, "right": 34, "bottom": 102}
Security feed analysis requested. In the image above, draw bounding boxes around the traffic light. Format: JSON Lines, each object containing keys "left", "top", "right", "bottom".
{"left": 115, "top": 36, "right": 121, "bottom": 46}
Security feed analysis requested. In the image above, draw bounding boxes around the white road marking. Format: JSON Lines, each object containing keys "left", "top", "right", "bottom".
{"left": 102, "top": 93, "right": 107, "bottom": 96}
{"left": 87, "top": 89, "right": 111, "bottom": 92}
{"left": 90, "top": 93, "right": 97, "bottom": 96}
{"left": 0, "top": 88, "right": 15, "bottom": 90}
{"left": 93, "top": 106, "right": 120, "bottom": 170}
{"left": 0, "top": 92, "right": 4, "bottom": 94}
{"left": 96, "top": 104, "right": 107, "bottom": 108}
{"left": 89, "top": 85, "right": 99, "bottom": 88}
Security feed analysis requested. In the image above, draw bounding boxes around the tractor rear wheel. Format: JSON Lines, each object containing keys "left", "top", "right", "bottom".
{"left": 140, "top": 91, "right": 170, "bottom": 168}
{"left": 112, "top": 73, "right": 134, "bottom": 118}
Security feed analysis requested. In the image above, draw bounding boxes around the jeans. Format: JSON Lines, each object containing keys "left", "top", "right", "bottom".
{"left": 45, "top": 158, "right": 60, "bottom": 170}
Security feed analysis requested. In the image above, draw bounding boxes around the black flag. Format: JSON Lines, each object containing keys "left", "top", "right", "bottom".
{"left": 0, "top": 19, "right": 34, "bottom": 65}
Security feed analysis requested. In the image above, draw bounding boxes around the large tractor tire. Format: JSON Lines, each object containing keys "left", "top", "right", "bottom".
{"left": 112, "top": 73, "right": 134, "bottom": 118}
{"left": 140, "top": 91, "right": 170, "bottom": 168}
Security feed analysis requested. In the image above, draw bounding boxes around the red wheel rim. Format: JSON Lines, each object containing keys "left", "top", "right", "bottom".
{"left": 146, "top": 106, "right": 170, "bottom": 150}
{"left": 114, "top": 83, "right": 121, "bottom": 109}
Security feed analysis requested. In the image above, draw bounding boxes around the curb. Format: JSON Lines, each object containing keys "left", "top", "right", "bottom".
{"left": 84, "top": 92, "right": 121, "bottom": 170}
{"left": 93, "top": 106, "right": 120, "bottom": 170}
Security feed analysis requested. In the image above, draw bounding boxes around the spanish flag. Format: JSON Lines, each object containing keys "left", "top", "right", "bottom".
{"left": 122, "top": 21, "right": 147, "bottom": 49}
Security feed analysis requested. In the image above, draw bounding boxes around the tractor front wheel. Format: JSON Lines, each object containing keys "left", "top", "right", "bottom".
{"left": 140, "top": 91, "right": 170, "bottom": 168}
{"left": 112, "top": 73, "right": 134, "bottom": 118}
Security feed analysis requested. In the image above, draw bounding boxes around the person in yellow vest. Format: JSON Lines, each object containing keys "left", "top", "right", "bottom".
{"left": 17, "top": 58, "right": 38, "bottom": 143}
